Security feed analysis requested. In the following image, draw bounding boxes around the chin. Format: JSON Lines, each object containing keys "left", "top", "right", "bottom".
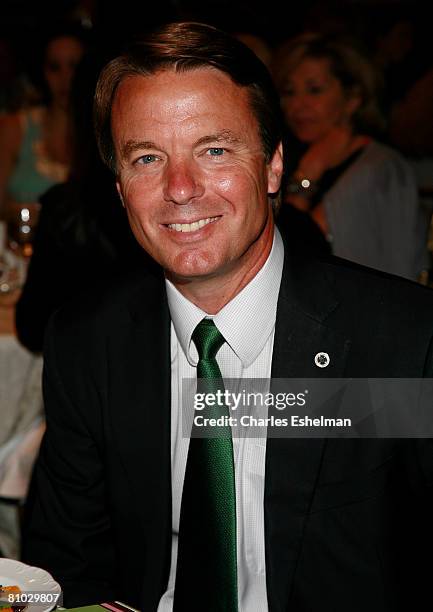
{"left": 294, "top": 130, "right": 317, "bottom": 144}
{"left": 166, "top": 251, "right": 225, "bottom": 282}
{"left": 287, "top": 123, "right": 316, "bottom": 143}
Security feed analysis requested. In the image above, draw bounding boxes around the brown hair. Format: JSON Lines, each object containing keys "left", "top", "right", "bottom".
{"left": 94, "top": 21, "right": 283, "bottom": 172}
{"left": 272, "top": 33, "right": 385, "bottom": 136}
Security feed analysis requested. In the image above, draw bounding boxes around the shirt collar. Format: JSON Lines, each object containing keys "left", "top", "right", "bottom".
{"left": 166, "top": 227, "right": 284, "bottom": 368}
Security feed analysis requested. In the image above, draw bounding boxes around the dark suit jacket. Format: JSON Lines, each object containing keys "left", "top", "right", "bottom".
{"left": 22, "top": 250, "right": 433, "bottom": 611}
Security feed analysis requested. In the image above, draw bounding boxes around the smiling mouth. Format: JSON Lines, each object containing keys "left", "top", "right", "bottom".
{"left": 165, "top": 216, "right": 220, "bottom": 233}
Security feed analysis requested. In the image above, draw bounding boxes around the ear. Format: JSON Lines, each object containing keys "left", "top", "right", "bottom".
{"left": 116, "top": 181, "right": 125, "bottom": 208}
{"left": 267, "top": 142, "right": 284, "bottom": 194}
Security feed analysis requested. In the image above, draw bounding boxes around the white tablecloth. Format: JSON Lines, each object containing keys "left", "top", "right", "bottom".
{"left": 0, "top": 334, "right": 44, "bottom": 558}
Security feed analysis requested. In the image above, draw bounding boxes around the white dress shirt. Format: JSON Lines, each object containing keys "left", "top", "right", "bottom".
{"left": 157, "top": 228, "right": 284, "bottom": 612}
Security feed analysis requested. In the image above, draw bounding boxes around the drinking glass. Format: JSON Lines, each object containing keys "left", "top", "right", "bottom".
{"left": 6, "top": 202, "right": 41, "bottom": 259}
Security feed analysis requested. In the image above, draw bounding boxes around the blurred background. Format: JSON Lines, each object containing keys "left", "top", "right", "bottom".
{"left": 1, "top": 0, "right": 432, "bottom": 53}
{"left": 1, "top": 0, "right": 433, "bottom": 559}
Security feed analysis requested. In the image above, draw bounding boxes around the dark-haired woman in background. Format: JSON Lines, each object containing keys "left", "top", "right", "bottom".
{"left": 0, "top": 24, "right": 87, "bottom": 220}
{"left": 15, "top": 50, "right": 151, "bottom": 354}
{"left": 273, "top": 34, "right": 429, "bottom": 280}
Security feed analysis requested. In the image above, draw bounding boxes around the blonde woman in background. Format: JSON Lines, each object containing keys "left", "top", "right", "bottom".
{"left": 273, "top": 34, "right": 429, "bottom": 281}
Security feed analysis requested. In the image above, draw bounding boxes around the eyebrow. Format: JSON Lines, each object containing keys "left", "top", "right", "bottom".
{"left": 194, "top": 130, "right": 243, "bottom": 148}
{"left": 120, "top": 140, "right": 157, "bottom": 161}
{"left": 119, "top": 130, "right": 243, "bottom": 161}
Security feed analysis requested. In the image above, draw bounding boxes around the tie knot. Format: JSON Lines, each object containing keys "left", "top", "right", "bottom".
{"left": 192, "top": 319, "right": 225, "bottom": 361}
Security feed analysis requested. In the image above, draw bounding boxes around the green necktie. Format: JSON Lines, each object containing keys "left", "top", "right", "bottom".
{"left": 173, "top": 318, "right": 238, "bottom": 611}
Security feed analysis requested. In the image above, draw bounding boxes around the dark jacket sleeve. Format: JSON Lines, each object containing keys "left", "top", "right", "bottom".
{"left": 21, "top": 314, "right": 116, "bottom": 606}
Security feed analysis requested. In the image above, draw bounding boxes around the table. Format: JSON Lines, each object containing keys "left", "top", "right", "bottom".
{"left": 0, "top": 291, "right": 44, "bottom": 559}
{"left": 63, "top": 603, "right": 139, "bottom": 612}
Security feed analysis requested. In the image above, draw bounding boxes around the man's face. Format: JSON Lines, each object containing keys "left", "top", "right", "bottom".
{"left": 112, "top": 68, "right": 282, "bottom": 284}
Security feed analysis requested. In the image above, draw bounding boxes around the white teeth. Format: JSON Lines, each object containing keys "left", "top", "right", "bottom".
{"left": 167, "top": 216, "right": 219, "bottom": 232}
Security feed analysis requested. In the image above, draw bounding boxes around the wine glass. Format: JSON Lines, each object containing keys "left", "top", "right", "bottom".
{"left": 7, "top": 202, "right": 41, "bottom": 259}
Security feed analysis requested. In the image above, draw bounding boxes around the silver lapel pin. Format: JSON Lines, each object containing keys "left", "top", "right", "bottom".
{"left": 314, "top": 352, "right": 330, "bottom": 368}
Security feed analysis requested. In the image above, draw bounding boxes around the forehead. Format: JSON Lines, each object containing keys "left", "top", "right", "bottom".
{"left": 45, "top": 36, "right": 84, "bottom": 61}
{"left": 289, "top": 57, "right": 334, "bottom": 81}
{"left": 111, "top": 68, "right": 258, "bottom": 144}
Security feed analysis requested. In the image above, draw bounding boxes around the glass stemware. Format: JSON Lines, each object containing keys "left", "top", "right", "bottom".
{"left": 7, "top": 202, "right": 41, "bottom": 259}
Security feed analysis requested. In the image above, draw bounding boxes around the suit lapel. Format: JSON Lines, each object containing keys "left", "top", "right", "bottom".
{"left": 107, "top": 271, "right": 172, "bottom": 608}
{"left": 105, "top": 250, "right": 353, "bottom": 610}
{"left": 265, "top": 254, "right": 352, "bottom": 611}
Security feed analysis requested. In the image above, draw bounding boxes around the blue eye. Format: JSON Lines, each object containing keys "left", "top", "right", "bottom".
{"left": 137, "top": 154, "right": 157, "bottom": 164}
{"left": 208, "top": 148, "right": 224, "bottom": 156}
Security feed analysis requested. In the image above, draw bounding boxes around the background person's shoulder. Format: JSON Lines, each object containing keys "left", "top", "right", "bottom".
{"left": 45, "top": 261, "right": 163, "bottom": 347}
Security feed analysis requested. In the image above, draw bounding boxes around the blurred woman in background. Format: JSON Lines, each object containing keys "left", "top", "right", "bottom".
{"left": 273, "top": 34, "right": 429, "bottom": 280}
{"left": 0, "top": 23, "right": 86, "bottom": 228}
{"left": 15, "top": 49, "right": 152, "bottom": 353}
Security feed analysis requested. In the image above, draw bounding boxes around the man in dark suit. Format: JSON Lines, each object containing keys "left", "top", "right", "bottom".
{"left": 22, "top": 22, "right": 433, "bottom": 612}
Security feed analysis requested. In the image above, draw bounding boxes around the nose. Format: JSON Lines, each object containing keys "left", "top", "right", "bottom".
{"left": 59, "top": 64, "right": 75, "bottom": 94}
{"left": 285, "top": 92, "right": 305, "bottom": 115}
{"left": 65, "top": 65, "right": 74, "bottom": 85}
{"left": 163, "top": 159, "right": 204, "bottom": 205}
